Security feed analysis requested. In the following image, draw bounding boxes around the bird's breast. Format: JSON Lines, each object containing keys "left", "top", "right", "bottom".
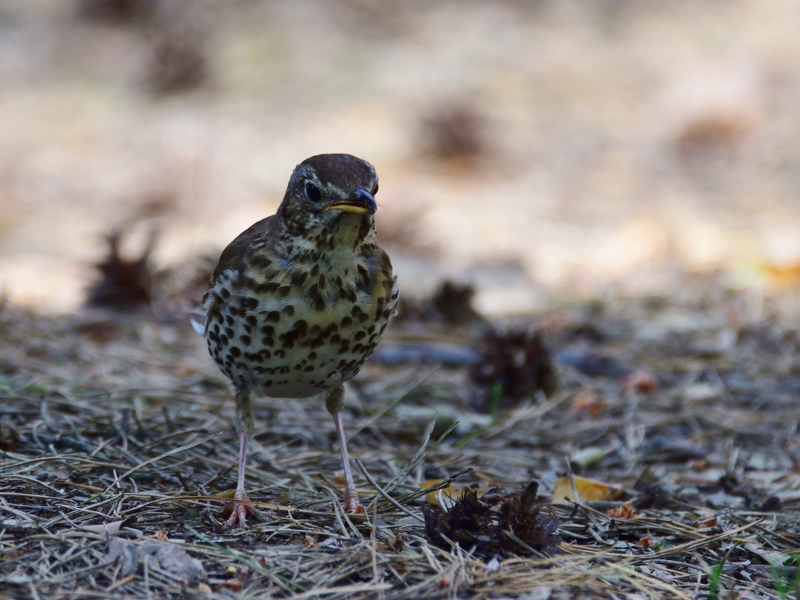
{"left": 203, "top": 246, "right": 397, "bottom": 399}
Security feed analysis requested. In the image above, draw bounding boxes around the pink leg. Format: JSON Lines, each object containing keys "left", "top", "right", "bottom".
{"left": 225, "top": 390, "right": 258, "bottom": 528}
{"left": 326, "top": 386, "right": 361, "bottom": 513}
{"left": 224, "top": 432, "right": 257, "bottom": 527}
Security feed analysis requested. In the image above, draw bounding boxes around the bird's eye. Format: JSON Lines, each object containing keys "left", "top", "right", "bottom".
{"left": 305, "top": 182, "right": 321, "bottom": 202}
{"left": 373, "top": 183, "right": 379, "bottom": 195}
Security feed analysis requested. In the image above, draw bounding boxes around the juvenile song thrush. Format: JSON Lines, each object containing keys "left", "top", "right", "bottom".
{"left": 202, "top": 154, "right": 398, "bottom": 527}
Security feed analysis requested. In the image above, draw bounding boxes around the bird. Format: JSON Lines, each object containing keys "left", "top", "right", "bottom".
{"left": 201, "top": 154, "right": 399, "bottom": 527}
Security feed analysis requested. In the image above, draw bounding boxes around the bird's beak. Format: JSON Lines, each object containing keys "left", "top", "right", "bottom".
{"left": 324, "top": 187, "right": 377, "bottom": 215}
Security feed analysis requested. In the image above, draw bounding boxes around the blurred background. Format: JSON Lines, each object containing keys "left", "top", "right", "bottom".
{"left": 1, "top": 0, "right": 800, "bottom": 315}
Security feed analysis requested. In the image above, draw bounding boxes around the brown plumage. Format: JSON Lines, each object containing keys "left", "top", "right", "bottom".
{"left": 202, "top": 154, "right": 398, "bottom": 527}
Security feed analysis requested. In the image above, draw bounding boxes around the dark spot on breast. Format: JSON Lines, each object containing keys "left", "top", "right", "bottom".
{"left": 341, "top": 316, "right": 352, "bottom": 327}
{"left": 240, "top": 335, "right": 251, "bottom": 346}
{"left": 354, "top": 331, "right": 366, "bottom": 341}
{"left": 275, "top": 350, "right": 286, "bottom": 359}
{"left": 318, "top": 276, "right": 327, "bottom": 290}
{"left": 382, "top": 309, "right": 391, "bottom": 319}
{"left": 304, "top": 365, "right": 315, "bottom": 372}
{"left": 359, "top": 313, "right": 369, "bottom": 323}
{"left": 254, "top": 282, "right": 279, "bottom": 294}
{"left": 353, "top": 344, "right": 363, "bottom": 354}
{"left": 261, "top": 325, "right": 274, "bottom": 336}
{"left": 294, "top": 320, "right": 308, "bottom": 336}
{"left": 246, "top": 315, "right": 257, "bottom": 326}
{"left": 314, "top": 297, "right": 326, "bottom": 311}
{"left": 240, "top": 297, "right": 259, "bottom": 310}
{"left": 225, "top": 327, "right": 234, "bottom": 338}
{"left": 230, "top": 346, "right": 241, "bottom": 357}
{"left": 308, "top": 351, "right": 317, "bottom": 360}
{"left": 351, "top": 306, "right": 362, "bottom": 317}
{"left": 225, "top": 315, "right": 234, "bottom": 326}
{"left": 291, "top": 271, "right": 308, "bottom": 286}
{"left": 277, "top": 286, "right": 292, "bottom": 298}
{"left": 309, "top": 324, "right": 321, "bottom": 336}
{"left": 330, "top": 334, "right": 341, "bottom": 344}
{"left": 266, "top": 311, "right": 280, "bottom": 323}
{"left": 260, "top": 349, "right": 272, "bottom": 359}
{"left": 283, "top": 305, "right": 295, "bottom": 316}
{"left": 262, "top": 337, "right": 274, "bottom": 347}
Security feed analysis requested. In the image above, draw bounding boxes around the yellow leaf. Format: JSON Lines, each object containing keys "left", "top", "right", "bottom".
{"left": 552, "top": 476, "right": 623, "bottom": 504}
{"left": 419, "top": 479, "right": 488, "bottom": 510}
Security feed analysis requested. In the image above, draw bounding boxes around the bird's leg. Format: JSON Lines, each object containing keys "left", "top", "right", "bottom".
{"left": 325, "top": 385, "right": 361, "bottom": 513}
{"left": 225, "top": 389, "right": 258, "bottom": 528}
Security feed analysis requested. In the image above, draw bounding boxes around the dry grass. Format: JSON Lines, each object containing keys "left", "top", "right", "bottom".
{"left": 2, "top": 280, "right": 800, "bottom": 598}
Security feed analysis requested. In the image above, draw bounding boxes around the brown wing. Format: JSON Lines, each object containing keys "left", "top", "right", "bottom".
{"left": 369, "top": 245, "right": 399, "bottom": 307}
{"left": 210, "top": 216, "right": 274, "bottom": 284}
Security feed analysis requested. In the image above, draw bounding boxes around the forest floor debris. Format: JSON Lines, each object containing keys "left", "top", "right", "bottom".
{"left": 2, "top": 279, "right": 800, "bottom": 598}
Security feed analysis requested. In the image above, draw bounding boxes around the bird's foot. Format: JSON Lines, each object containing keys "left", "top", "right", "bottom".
{"left": 342, "top": 490, "right": 363, "bottom": 514}
{"left": 224, "top": 490, "right": 258, "bottom": 528}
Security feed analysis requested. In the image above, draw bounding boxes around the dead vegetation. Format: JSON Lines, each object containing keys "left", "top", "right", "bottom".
{"left": 85, "top": 225, "right": 157, "bottom": 311}
{"left": 2, "top": 278, "right": 800, "bottom": 598}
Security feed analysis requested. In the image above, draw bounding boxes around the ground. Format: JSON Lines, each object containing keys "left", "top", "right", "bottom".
{"left": 2, "top": 277, "right": 800, "bottom": 599}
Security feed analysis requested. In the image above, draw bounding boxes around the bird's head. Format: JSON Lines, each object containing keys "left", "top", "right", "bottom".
{"left": 278, "top": 154, "right": 379, "bottom": 246}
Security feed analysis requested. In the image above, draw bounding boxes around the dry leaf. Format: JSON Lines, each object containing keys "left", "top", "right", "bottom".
{"left": 620, "top": 370, "right": 658, "bottom": 393}
{"left": 552, "top": 476, "right": 624, "bottom": 504}
{"left": 421, "top": 480, "right": 458, "bottom": 510}
{"left": 420, "top": 479, "right": 488, "bottom": 510}
{"left": 218, "top": 579, "right": 243, "bottom": 592}
{"left": 568, "top": 392, "right": 606, "bottom": 417}
{"left": 637, "top": 536, "right": 655, "bottom": 548}
{"left": 606, "top": 503, "right": 636, "bottom": 519}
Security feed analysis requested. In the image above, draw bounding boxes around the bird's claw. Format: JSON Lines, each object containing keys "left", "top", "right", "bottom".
{"left": 224, "top": 491, "right": 258, "bottom": 528}
{"left": 342, "top": 491, "right": 363, "bottom": 514}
